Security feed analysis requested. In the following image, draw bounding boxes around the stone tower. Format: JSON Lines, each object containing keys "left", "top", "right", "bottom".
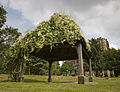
{"left": 97, "top": 37, "right": 109, "bottom": 51}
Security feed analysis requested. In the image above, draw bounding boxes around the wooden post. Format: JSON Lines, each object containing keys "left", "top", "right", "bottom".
{"left": 28, "top": 62, "right": 31, "bottom": 75}
{"left": 18, "top": 62, "right": 24, "bottom": 82}
{"left": 77, "top": 43, "right": 84, "bottom": 84}
{"left": 48, "top": 61, "right": 52, "bottom": 82}
{"left": 14, "top": 63, "right": 20, "bottom": 82}
{"left": 88, "top": 58, "right": 93, "bottom": 82}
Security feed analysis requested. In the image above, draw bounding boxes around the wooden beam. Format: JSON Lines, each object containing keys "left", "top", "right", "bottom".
{"left": 77, "top": 43, "right": 84, "bottom": 84}
{"left": 48, "top": 61, "right": 53, "bottom": 82}
{"left": 88, "top": 58, "right": 93, "bottom": 82}
{"left": 18, "top": 61, "right": 24, "bottom": 82}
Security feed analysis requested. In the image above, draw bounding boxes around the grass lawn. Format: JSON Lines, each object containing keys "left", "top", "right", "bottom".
{"left": 0, "top": 74, "right": 120, "bottom": 92}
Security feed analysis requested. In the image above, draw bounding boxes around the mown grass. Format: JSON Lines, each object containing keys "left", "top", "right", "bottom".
{"left": 0, "top": 74, "right": 120, "bottom": 92}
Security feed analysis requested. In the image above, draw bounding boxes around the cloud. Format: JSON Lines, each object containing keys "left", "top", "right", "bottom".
{"left": 8, "top": 0, "right": 65, "bottom": 25}
{"left": 3, "top": 7, "right": 34, "bottom": 35}
{"left": 0, "top": 0, "right": 120, "bottom": 48}
{"left": 8, "top": 0, "right": 110, "bottom": 25}
{"left": 78, "top": 0, "right": 120, "bottom": 48}
{"left": 0, "top": 0, "right": 8, "bottom": 6}
{"left": 110, "top": 43, "right": 118, "bottom": 49}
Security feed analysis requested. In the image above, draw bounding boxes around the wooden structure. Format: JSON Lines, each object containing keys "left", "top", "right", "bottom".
{"left": 16, "top": 13, "right": 93, "bottom": 84}
{"left": 30, "top": 40, "right": 93, "bottom": 84}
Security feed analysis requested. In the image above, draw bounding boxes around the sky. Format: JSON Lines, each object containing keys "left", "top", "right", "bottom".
{"left": 0, "top": 0, "right": 120, "bottom": 49}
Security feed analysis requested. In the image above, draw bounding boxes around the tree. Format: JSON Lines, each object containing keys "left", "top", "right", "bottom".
{"left": 24, "top": 56, "right": 60, "bottom": 75}
{"left": 52, "top": 62, "right": 60, "bottom": 75}
{"left": 89, "top": 38, "right": 103, "bottom": 71}
{"left": 25, "top": 55, "right": 47, "bottom": 75}
{"left": 89, "top": 38, "right": 106, "bottom": 77}
{"left": 0, "top": 27, "right": 21, "bottom": 73}
{"left": 0, "top": 6, "right": 7, "bottom": 28}
{"left": 38, "top": 61, "right": 60, "bottom": 75}
{"left": 102, "top": 48, "right": 120, "bottom": 76}
{"left": 0, "top": 6, "right": 21, "bottom": 74}
{"left": 89, "top": 38, "right": 120, "bottom": 77}
{"left": 60, "top": 61, "right": 74, "bottom": 76}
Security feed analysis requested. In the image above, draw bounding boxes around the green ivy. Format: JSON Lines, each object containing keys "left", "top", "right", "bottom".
{"left": 14, "top": 13, "right": 90, "bottom": 52}
{"left": 8, "top": 13, "right": 90, "bottom": 79}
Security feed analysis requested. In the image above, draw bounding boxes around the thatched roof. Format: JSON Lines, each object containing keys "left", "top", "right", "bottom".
{"left": 12, "top": 13, "right": 91, "bottom": 61}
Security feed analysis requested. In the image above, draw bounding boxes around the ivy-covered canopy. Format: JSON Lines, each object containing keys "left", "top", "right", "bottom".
{"left": 11, "top": 13, "right": 91, "bottom": 61}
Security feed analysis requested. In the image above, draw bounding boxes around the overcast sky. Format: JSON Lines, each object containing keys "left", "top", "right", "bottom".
{"left": 0, "top": 0, "right": 120, "bottom": 49}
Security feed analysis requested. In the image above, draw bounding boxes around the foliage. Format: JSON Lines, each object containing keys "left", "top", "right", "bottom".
{"left": 102, "top": 48, "right": 117, "bottom": 70}
{"left": 102, "top": 48, "right": 120, "bottom": 76}
{"left": 60, "top": 61, "right": 74, "bottom": 75}
{"left": 37, "top": 61, "right": 61, "bottom": 75}
{"left": 52, "top": 62, "right": 61, "bottom": 75}
{"left": 0, "top": 6, "right": 21, "bottom": 74}
{"left": 8, "top": 13, "right": 90, "bottom": 78}
{"left": 24, "top": 56, "right": 60, "bottom": 75}
{"left": 12, "top": 13, "right": 90, "bottom": 57}
{"left": 89, "top": 38, "right": 120, "bottom": 76}
{"left": 0, "top": 6, "right": 7, "bottom": 28}
{"left": 83, "top": 59, "right": 89, "bottom": 71}
{"left": 89, "top": 38, "right": 104, "bottom": 71}
{"left": 25, "top": 55, "right": 47, "bottom": 75}
{"left": 0, "top": 26, "right": 21, "bottom": 46}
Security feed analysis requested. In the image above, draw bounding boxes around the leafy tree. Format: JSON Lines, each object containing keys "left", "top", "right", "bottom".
{"left": 0, "top": 6, "right": 7, "bottom": 28}
{"left": 60, "top": 61, "right": 74, "bottom": 76}
{"left": 89, "top": 38, "right": 120, "bottom": 77}
{"left": 102, "top": 48, "right": 116, "bottom": 70}
{"left": 115, "top": 49, "right": 120, "bottom": 76}
{"left": 0, "top": 6, "right": 21, "bottom": 74}
{"left": 89, "top": 38, "right": 104, "bottom": 71}
{"left": 102, "top": 48, "right": 120, "bottom": 76}
{"left": 0, "top": 27, "right": 21, "bottom": 73}
{"left": 24, "top": 55, "right": 47, "bottom": 75}
{"left": 83, "top": 59, "right": 89, "bottom": 71}
{"left": 52, "top": 62, "right": 60, "bottom": 75}
{"left": 24, "top": 56, "right": 60, "bottom": 75}
{"left": 39, "top": 61, "right": 61, "bottom": 75}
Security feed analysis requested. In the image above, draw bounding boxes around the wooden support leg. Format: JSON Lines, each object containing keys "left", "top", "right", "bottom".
{"left": 77, "top": 43, "right": 84, "bottom": 84}
{"left": 15, "top": 63, "right": 20, "bottom": 82}
{"left": 48, "top": 61, "right": 52, "bottom": 82}
{"left": 28, "top": 62, "right": 31, "bottom": 75}
{"left": 18, "top": 62, "right": 24, "bottom": 82}
{"left": 88, "top": 58, "right": 93, "bottom": 82}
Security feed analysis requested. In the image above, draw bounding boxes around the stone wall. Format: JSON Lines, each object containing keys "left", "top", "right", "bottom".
{"left": 97, "top": 37, "right": 109, "bottom": 51}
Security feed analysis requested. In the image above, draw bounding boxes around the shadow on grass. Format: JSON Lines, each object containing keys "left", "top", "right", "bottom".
{"left": 24, "top": 79, "right": 47, "bottom": 83}
{"left": 1, "top": 78, "right": 76, "bottom": 84}
{"left": 53, "top": 81, "right": 74, "bottom": 83}
{"left": 0, "top": 79, "right": 47, "bottom": 83}
{"left": 0, "top": 80, "right": 13, "bottom": 82}
{"left": 24, "top": 79, "right": 76, "bottom": 84}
